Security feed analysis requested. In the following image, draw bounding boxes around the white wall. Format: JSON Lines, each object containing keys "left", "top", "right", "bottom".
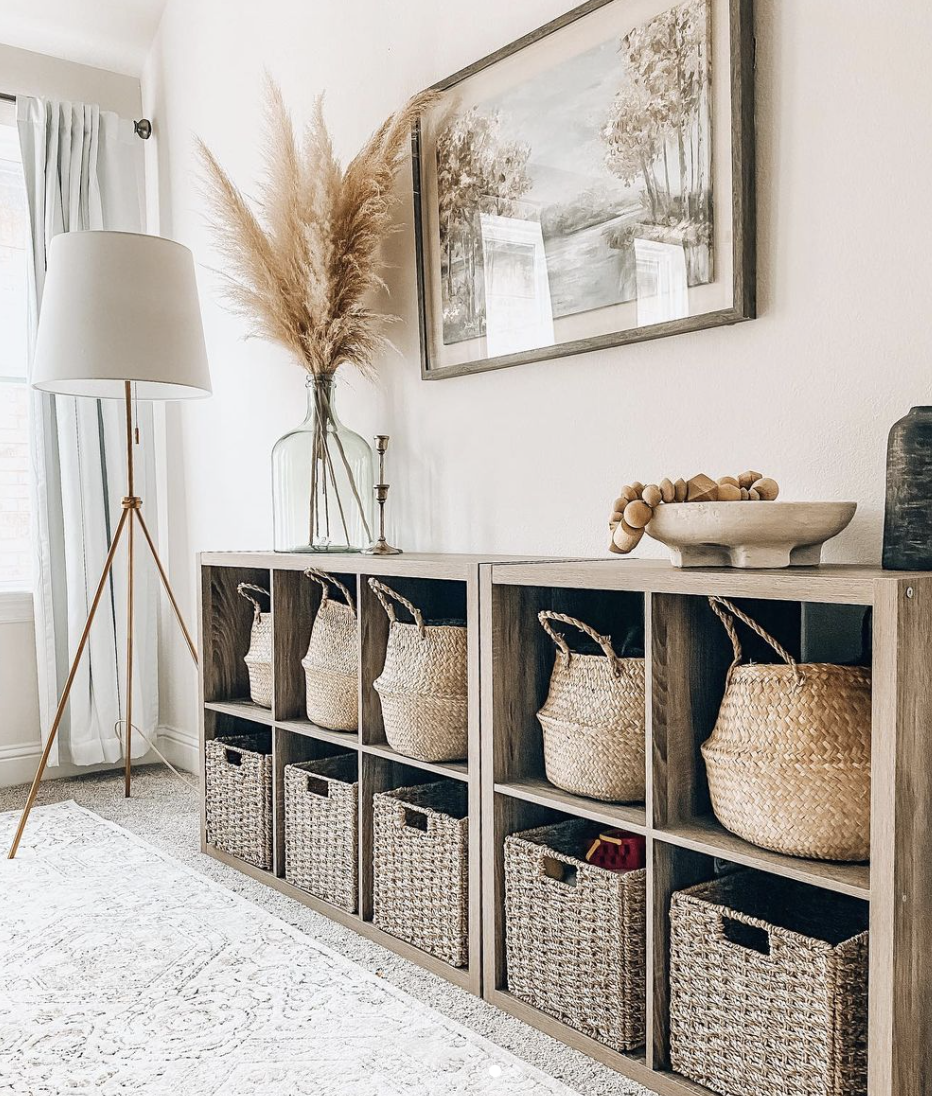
{"left": 0, "top": 43, "right": 142, "bottom": 786}
{"left": 0, "top": 42, "right": 141, "bottom": 115}
{"left": 142, "top": 0, "right": 932, "bottom": 755}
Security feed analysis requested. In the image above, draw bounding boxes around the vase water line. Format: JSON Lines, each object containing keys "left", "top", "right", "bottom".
{"left": 272, "top": 375, "right": 374, "bottom": 552}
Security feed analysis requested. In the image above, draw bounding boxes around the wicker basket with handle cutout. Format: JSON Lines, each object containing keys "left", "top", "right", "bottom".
{"left": 702, "top": 596, "right": 871, "bottom": 861}
{"left": 301, "top": 569, "right": 358, "bottom": 731}
{"left": 536, "top": 611, "right": 645, "bottom": 802}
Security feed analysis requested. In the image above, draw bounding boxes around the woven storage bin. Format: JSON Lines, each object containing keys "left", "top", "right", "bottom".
{"left": 369, "top": 579, "right": 467, "bottom": 762}
{"left": 669, "top": 871, "right": 869, "bottom": 1096}
{"left": 702, "top": 597, "right": 871, "bottom": 861}
{"left": 536, "top": 612, "right": 645, "bottom": 802}
{"left": 301, "top": 570, "right": 358, "bottom": 731}
{"left": 238, "top": 583, "right": 272, "bottom": 709}
{"left": 504, "top": 818, "right": 646, "bottom": 1051}
{"left": 205, "top": 731, "right": 273, "bottom": 868}
{"left": 284, "top": 753, "right": 358, "bottom": 911}
{"left": 372, "top": 780, "right": 468, "bottom": 966}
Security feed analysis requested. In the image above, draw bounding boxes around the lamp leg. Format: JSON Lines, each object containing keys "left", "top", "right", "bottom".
{"left": 135, "top": 509, "right": 198, "bottom": 667}
{"left": 7, "top": 508, "right": 129, "bottom": 859}
{"left": 124, "top": 508, "right": 134, "bottom": 798}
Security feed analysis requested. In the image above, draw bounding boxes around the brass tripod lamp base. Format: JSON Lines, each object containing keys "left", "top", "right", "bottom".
{"left": 7, "top": 383, "right": 199, "bottom": 860}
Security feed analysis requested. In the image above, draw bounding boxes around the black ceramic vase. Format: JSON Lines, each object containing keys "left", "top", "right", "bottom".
{"left": 883, "top": 406, "right": 932, "bottom": 569}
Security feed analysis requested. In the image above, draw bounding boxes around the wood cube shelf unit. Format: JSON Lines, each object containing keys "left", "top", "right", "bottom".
{"left": 199, "top": 554, "right": 931, "bottom": 1096}
{"left": 198, "top": 550, "right": 499, "bottom": 995}
{"left": 481, "top": 560, "right": 931, "bottom": 1096}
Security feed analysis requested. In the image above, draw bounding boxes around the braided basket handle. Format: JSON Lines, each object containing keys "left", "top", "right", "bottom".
{"left": 538, "top": 611, "right": 621, "bottom": 679}
{"left": 237, "top": 583, "right": 270, "bottom": 622}
{"left": 368, "top": 578, "right": 426, "bottom": 637}
{"left": 708, "top": 596, "right": 801, "bottom": 686}
{"left": 304, "top": 569, "right": 356, "bottom": 615}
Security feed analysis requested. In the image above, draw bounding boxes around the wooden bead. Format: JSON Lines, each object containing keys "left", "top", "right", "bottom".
{"left": 613, "top": 496, "right": 630, "bottom": 514}
{"left": 611, "top": 510, "right": 625, "bottom": 523}
{"left": 620, "top": 485, "right": 639, "bottom": 503}
{"left": 740, "top": 487, "right": 750, "bottom": 500}
{"left": 660, "top": 477, "right": 675, "bottom": 503}
{"left": 674, "top": 477, "right": 688, "bottom": 502}
{"left": 753, "top": 477, "right": 780, "bottom": 500}
{"left": 718, "top": 483, "right": 742, "bottom": 501}
{"left": 686, "top": 474, "right": 718, "bottom": 503}
{"left": 717, "top": 476, "right": 740, "bottom": 488}
{"left": 629, "top": 481, "right": 645, "bottom": 498}
{"left": 642, "top": 484, "right": 663, "bottom": 507}
{"left": 611, "top": 520, "right": 644, "bottom": 554}
{"left": 748, "top": 487, "right": 761, "bottom": 500}
{"left": 623, "top": 499, "right": 653, "bottom": 529}
{"left": 738, "top": 470, "right": 763, "bottom": 489}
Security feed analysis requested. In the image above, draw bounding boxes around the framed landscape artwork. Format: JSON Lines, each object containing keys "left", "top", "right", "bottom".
{"left": 413, "top": 0, "right": 754, "bottom": 379}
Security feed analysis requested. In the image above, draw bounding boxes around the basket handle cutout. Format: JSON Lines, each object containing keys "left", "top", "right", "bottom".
{"left": 369, "top": 579, "right": 426, "bottom": 637}
{"left": 306, "top": 774, "right": 330, "bottom": 798}
{"left": 224, "top": 748, "right": 243, "bottom": 766}
{"left": 304, "top": 569, "right": 356, "bottom": 615}
{"left": 542, "top": 856, "right": 578, "bottom": 887}
{"left": 708, "top": 596, "right": 801, "bottom": 687}
{"left": 237, "top": 583, "right": 270, "bottom": 622}
{"left": 538, "top": 611, "right": 620, "bottom": 677}
{"left": 721, "top": 915, "right": 771, "bottom": 956}
{"left": 403, "top": 807, "right": 429, "bottom": 832}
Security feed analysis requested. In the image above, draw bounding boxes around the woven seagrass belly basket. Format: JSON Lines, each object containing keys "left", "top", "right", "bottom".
{"left": 369, "top": 579, "right": 467, "bottom": 763}
{"left": 702, "top": 596, "right": 871, "bottom": 861}
{"left": 237, "top": 582, "right": 272, "bottom": 709}
{"left": 302, "top": 569, "right": 358, "bottom": 731}
{"left": 536, "top": 611, "right": 645, "bottom": 803}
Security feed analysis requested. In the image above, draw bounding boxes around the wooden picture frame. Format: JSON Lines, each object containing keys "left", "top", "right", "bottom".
{"left": 413, "top": 0, "right": 755, "bottom": 380}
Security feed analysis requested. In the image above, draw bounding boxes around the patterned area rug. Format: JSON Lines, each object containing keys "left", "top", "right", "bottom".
{"left": 0, "top": 801, "right": 578, "bottom": 1095}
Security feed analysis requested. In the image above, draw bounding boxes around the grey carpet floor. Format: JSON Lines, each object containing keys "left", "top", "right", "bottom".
{"left": 0, "top": 766, "right": 647, "bottom": 1096}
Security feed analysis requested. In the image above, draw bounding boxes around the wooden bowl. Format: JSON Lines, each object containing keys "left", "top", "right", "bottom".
{"left": 646, "top": 501, "right": 857, "bottom": 568}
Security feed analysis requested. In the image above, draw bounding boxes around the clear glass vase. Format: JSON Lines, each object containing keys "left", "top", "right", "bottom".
{"left": 272, "top": 375, "right": 374, "bottom": 552}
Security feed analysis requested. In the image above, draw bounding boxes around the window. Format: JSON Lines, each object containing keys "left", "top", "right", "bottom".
{"left": 0, "top": 103, "right": 31, "bottom": 590}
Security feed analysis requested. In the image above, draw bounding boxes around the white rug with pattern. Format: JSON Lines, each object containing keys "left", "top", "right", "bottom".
{"left": 0, "top": 801, "right": 577, "bottom": 1096}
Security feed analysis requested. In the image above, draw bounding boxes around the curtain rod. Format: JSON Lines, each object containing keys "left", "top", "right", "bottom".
{"left": 0, "top": 90, "right": 151, "bottom": 138}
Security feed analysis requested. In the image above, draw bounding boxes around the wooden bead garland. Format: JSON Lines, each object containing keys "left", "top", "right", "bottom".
{"left": 607, "top": 472, "right": 781, "bottom": 555}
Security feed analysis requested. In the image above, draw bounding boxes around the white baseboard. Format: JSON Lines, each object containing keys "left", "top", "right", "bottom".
{"left": 156, "top": 724, "right": 199, "bottom": 775}
{"left": 0, "top": 742, "right": 129, "bottom": 789}
{"left": 0, "top": 725, "right": 199, "bottom": 789}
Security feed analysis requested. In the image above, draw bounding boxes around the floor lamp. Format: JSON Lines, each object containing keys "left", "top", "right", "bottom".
{"left": 8, "top": 230, "right": 211, "bottom": 859}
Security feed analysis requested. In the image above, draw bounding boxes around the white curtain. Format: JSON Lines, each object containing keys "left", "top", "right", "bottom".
{"left": 18, "top": 97, "right": 158, "bottom": 767}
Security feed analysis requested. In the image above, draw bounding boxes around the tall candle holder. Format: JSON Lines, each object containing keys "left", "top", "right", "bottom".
{"left": 362, "top": 434, "right": 402, "bottom": 555}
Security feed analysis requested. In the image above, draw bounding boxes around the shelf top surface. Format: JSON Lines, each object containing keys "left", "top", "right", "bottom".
{"left": 199, "top": 550, "right": 568, "bottom": 577}
{"left": 490, "top": 558, "right": 932, "bottom": 603}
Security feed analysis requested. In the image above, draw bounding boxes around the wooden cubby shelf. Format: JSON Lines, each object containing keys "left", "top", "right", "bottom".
{"left": 481, "top": 559, "right": 932, "bottom": 1096}
{"left": 200, "top": 553, "right": 931, "bottom": 1096}
{"left": 197, "top": 551, "right": 534, "bottom": 998}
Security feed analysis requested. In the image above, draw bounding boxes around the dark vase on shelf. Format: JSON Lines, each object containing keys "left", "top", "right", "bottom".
{"left": 883, "top": 406, "right": 932, "bottom": 570}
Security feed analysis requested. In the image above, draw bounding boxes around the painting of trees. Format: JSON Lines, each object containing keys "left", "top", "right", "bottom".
{"left": 435, "top": 108, "right": 532, "bottom": 343}
{"left": 602, "top": 0, "right": 712, "bottom": 281}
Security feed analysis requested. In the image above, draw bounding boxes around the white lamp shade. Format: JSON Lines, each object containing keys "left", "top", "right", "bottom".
{"left": 31, "top": 230, "right": 212, "bottom": 400}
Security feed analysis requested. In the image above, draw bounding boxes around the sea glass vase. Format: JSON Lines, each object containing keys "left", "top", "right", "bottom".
{"left": 272, "top": 374, "right": 374, "bottom": 552}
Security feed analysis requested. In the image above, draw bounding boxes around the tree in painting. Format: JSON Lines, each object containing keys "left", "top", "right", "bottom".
{"left": 601, "top": 0, "right": 711, "bottom": 280}
{"left": 436, "top": 108, "right": 532, "bottom": 342}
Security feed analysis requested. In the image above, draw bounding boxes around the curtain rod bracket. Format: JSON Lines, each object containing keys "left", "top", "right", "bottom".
{"left": 134, "top": 119, "right": 152, "bottom": 140}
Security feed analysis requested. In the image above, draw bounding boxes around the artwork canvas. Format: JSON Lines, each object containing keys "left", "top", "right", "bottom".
{"left": 414, "top": 0, "right": 754, "bottom": 378}
{"left": 439, "top": 0, "right": 711, "bottom": 346}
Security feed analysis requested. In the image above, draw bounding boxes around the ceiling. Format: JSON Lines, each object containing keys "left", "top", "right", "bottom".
{"left": 0, "top": 0, "right": 167, "bottom": 78}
